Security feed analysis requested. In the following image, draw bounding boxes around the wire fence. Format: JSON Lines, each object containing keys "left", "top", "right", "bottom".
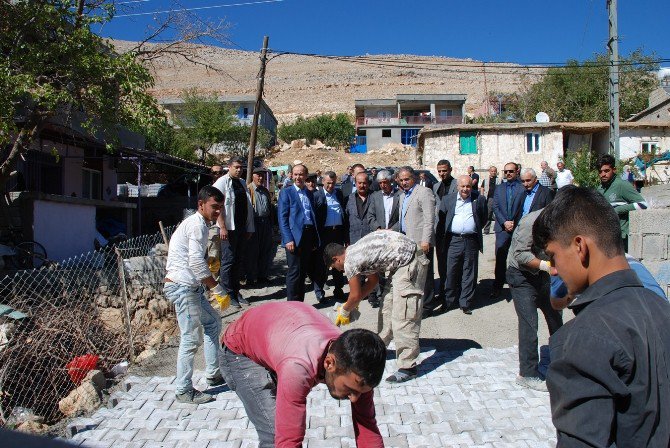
{"left": 0, "top": 226, "right": 177, "bottom": 426}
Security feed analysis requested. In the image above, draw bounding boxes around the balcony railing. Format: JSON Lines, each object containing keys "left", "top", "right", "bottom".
{"left": 355, "top": 115, "right": 463, "bottom": 126}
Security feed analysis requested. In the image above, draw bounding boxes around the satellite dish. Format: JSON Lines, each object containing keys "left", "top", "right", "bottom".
{"left": 535, "top": 112, "right": 550, "bottom": 123}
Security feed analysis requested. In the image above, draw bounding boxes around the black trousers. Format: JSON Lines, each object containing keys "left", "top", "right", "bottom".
{"left": 482, "top": 200, "right": 495, "bottom": 234}
{"left": 244, "top": 216, "right": 273, "bottom": 281}
{"left": 434, "top": 238, "right": 447, "bottom": 303}
{"left": 221, "top": 229, "right": 246, "bottom": 297}
{"left": 286, "top": 226, "right": 318, "bottom": 302}
{"left": 507, "top": 266, "right": 563, "bottom": 378}
{"left": 444, "top": 234, "right": 479, "bottom": 309}
{"left": 494, "top": 230, "right": 512, "bottom": 290}
{"left": 319, "top": 225, "right": 346, "bottom": 298}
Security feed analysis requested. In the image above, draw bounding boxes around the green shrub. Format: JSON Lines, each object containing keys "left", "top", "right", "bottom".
{"left": 278, "top": 113, "right": 355, "bottom": 148}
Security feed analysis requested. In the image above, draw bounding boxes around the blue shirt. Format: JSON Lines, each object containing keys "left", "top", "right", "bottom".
{"left": 451, "top": 195, "right": 476, "bottom": 234}
{"left": 522, "top": 182, "right": 539, "bottom": 217}
{"left": 324, "top": 191, "right": 343, "bottom": 227}
{"left": 294, "top": 184, "right": 313, "bottom": 225}
{"left": 400, "top": 186, "right": 415, "bottom": 233}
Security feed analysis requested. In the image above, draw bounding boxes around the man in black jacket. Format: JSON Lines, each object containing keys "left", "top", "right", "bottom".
{"left": 368, "top": 169, "right": 400, "bottom": 231}
{"left": 533, "top": 186, "right": 670, "bottom": 447}
{"left": 518, "top": 168, "right": 553, "bottom": 219}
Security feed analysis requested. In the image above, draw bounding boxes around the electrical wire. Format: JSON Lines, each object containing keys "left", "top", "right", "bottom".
{"left": 114, "top": 0, "right": 284, "bottom": 18}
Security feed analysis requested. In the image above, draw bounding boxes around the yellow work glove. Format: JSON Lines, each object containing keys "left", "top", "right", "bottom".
{"left": 334, "top": 305, "right": 351, "bottom": 327}
{"left": 210, "top": 285, "right": 230, "bottom": 311}
{"left": 208, "top": 257, "right": 221, "bottom": 275}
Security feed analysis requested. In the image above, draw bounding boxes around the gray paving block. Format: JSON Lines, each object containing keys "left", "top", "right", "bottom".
{"left": 206, "top": 441, "right": 242, "bottom": 448}
{"left": 164, "top": 429, "right": 199, "bottom": 441}
{"left": 134, "top": 428, "right": 169, "bottom": 441}
{"left": 103, "top": 429, "right": 139, "bottom": 442}
{"left": 195, "top": 428, "right": 231, "bottom": 441}
{"left": 127, "top": 418, "right": 161, "bottom": 431}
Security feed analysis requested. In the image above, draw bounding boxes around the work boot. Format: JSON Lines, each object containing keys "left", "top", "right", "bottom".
{"left": 176, "top": 389, "right": 214, "bottom": 404}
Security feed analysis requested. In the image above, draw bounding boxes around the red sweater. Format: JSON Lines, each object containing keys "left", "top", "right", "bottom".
{"left": 223, "top": 302, "right": 384, "bottom": 448}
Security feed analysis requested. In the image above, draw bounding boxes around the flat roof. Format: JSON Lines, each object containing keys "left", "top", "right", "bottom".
{"left": 355, "top": 94, "right": 467, "bottom": 107}
{"left": 419, "top": 121, "right": 670, "bottom": 137}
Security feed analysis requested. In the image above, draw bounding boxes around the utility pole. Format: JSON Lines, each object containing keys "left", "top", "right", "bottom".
{"left": 246, "top": 36, "right": 269, "bottom": 185}
{"left": 607, "top": 0, "right": 620, "bottom": 159}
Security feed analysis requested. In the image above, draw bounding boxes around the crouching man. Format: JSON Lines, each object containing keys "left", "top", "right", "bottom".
{"left": 164, "top": 186, "right": 230, "bottom": 404}
{"left": 220, "top": 302, "right": 386, "bottom": 448}
{"left": 325, "top": 230, "right": 429, "bottom": 383}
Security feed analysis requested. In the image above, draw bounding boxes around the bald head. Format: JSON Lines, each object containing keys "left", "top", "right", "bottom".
{"left": 457, "top": 175, "right": 473, "bottom": 200}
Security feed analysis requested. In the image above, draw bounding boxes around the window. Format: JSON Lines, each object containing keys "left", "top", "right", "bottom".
{"left": 459, "top": 131, "right": 477, "bottom": 154}
{"left": 401, "top": 129, "right": 421, "bottom": 146}
{"left": 82, "top": 168, "right": 101, "bottom": 200}
{"left": 237, "top": 106, "right": 249, "bottom": 119}
{"left": 377, "top": 111, "right": 392, "bottom": 121}
{"left": 382, "top": 129, "right": 392, "bottom": 138}
{"left": 440, "top": 109, "right": 454, "bottom": 117}
{"left": 526, "top": 132, "right": 541, "bottom": 153}
{"left": 642, "top": 141, "right": 659, "bottom": 154}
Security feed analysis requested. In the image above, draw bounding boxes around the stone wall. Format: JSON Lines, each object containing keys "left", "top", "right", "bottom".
{"left": 629, "top": 207, "right": 670, "bottom": 298}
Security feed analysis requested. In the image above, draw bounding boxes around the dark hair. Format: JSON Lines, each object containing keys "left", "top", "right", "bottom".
{"left": 468, "top": 165, "right": 475, "bottom": 170}
{"left": 437, "top": 159, "right": 452, "bottom": 168}
{"left": 198, "top": 185, "right": 224, "bottom": 203}
{"left": 597, "top": 154, "right": 616, "bottom": 170}
{"left": 329, "top": 329, "right": 386, "bottom": 387}
{"left": 324, "top": 170, "right": 337, "bottom": 180}
{"left": 532, "top": 185, "right": 624, "bottom": 258}
{"left": 228, "top": 156, "right": 245, "bottom": 166}
{"left": 323, "top": 243, "right": 345, "bottom": 267}
{"left": 397, "top": 166, "right": 415, "bottom": 177}
{"left": 504, "top": 161, "right": 519, "bottom": 170}
{"left": 351, "top": 163, "right": 365, "bottom": 171}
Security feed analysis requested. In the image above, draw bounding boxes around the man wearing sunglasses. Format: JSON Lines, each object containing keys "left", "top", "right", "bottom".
{"left": 491, "top": 162, "right": 525, "bottom": 299}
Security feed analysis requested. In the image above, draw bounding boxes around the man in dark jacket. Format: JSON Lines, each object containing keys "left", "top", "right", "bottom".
{"left": 533, "top": 186, "right": 670, "bottom": 447}
{"left": 368, "top": 169, "right": 400, "bottom": 231}
{"left": 518, "top": 168, "right": 553, "bottom": 219}
{"left": 434, "top": 175, "right": 488, "bottom": 315}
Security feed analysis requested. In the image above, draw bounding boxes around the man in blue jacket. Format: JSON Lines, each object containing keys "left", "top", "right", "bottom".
{"left": 492, "top": 162, "right": 525, "bottom": 298}
{"left": 278, "top": 164, "right": 321, "bottom": 302}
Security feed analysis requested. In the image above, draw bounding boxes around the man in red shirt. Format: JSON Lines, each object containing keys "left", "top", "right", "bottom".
{"left": 220, "top": 302, "right": 386, "bottom": 448}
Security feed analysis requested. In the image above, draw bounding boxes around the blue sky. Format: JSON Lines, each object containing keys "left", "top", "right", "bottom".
{"left": 101, "top": 0, "right": 669, "bottom": 64}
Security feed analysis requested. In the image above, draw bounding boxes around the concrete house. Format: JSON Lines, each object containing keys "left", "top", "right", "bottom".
{"left": 418, "top": 121, "right": 670, "bottom": 177}
{"left": 352, "top": 94, "right": 466, "bottom": 153}
{"left": 627, "top": 83, "right": 670, "bottom": 125}
{"left": 159, "top": 95, "right": 278, "bottom": 152}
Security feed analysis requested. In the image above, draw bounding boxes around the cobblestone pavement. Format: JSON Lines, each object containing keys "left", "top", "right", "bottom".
{"left": 66, "top": 345, "right": 556, "bottom": 448}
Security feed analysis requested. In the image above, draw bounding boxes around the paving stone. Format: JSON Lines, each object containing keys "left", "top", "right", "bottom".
{"left": 134, "top": 428, "right": 169, "bottom": 441}
{"left": 195, "top": 429, "right": 232, "bottom": 441}
{"left": 206, "top": 441, "right": 241, "bottom": 448}
{"left": 143, "top": 442, "right": 177, "bottom": 448}
{"left": 164, "top": 429, "right": 199, "bottom": 441}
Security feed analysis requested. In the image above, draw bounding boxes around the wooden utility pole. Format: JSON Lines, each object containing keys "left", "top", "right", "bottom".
{"left": 246, "top": 36, "right": 269, "bottom": 185}
{"left": 607, "top": 0, "right": 620, "bottom": 159}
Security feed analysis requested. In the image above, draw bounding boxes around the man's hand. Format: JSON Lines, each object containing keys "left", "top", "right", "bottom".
{"left": 285, "top": 241, "right": 295, "bottom": 253}
{"left": 420, "top": 242, "right": 430, "bottom": 254}
{"left": 334, "top": 305, "right": 351, "bottom": 326}
{"left": 504, "top": 220, "right": 515, "bottom": 232}
{"left": 219, "top": 227, "right": 229, "bottom": 241}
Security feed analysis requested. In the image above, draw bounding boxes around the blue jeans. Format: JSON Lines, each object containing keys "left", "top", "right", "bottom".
{"left": 220, "top": 346, "right": 276, "bottom": 447}
{"left": 163, "top": 283, "right": 222, "bottom": 394}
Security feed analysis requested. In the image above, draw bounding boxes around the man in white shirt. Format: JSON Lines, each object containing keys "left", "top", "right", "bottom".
{"left": 164, "top": 186, "right": 230, "bottom": 404}
{"left": 555, "top": 161, "right": 574, "bottom": 189}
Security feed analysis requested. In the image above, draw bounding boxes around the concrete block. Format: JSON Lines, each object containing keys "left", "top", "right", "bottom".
{"left": 630, "top": 209, "right": 670, "bottom": 234}
{"left": 642, "top": 234, "right": 668, "bottom": 261}
{"left": 629, "top": 233, "right": 643, "bottom": 259}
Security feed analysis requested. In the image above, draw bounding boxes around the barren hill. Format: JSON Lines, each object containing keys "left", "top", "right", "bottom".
{"left": 113, "top": 40, "right": 543, "bottom": 122}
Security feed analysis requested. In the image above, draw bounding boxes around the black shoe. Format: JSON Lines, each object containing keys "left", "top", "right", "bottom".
{"left": 368, "top": 298, "right": 380, "bottom": 308}
{"left": 237, "top": 294, "right": 250, "bottom": 306}
{"left": 206, "top": 373, "right": 225, "bottom": 387}
{"left": 461, "top": 307, "right": 472, "bottom": 315}
{"left": 421, "top": 308, "right": 433, "bottom": 319}
{"left": 433, "top": 301, "right": 451, "bottom": 314}
{"left": 490, "top": 288, "right": 501, "bottom": 299}
{"left": 386, "top": 368, "right": 417, "bottom": 383}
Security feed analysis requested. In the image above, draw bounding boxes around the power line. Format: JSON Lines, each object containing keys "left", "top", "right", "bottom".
{"left": 114, "top": 0, "right": 284, "bottom": 18}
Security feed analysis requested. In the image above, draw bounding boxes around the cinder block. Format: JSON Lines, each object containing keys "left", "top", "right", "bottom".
{"left": 629, "top": 234, "right": 643, "bottom": 259}
{"left": 642, "top": 234, "right": 668, "bottom": 261}
{"left": 630, "top": 209, "right": 670, "bottom": 234}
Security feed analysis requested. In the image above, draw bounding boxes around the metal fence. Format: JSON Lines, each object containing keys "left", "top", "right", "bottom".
{"left": 0, "top": 226, "right": 176, "bottom": 425}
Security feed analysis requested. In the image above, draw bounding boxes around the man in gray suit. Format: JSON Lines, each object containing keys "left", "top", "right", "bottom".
{"left": 435, "top": 175, "right": 488, "bottom": 315}
{"left": 369, "top": 170, "right": 400, "bottom": 231}
{"left": 427, "top": 159, "right": 458, "bottom": 316}
{"left": 397, "top": 166, "right": 436, "bottom": 312}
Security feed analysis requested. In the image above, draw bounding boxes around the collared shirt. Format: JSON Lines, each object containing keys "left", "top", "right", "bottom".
{"left": 165, "top": 212, "right": 212, "bottom": 287}
{"left": 355, "top": 193, "right": 368, "bottom": 218}
{"left": 451, "top": 195, "right": 476, "bottom": 234}
{"left": 382, "top": 190, "right": 395, "bottom": 228}
{"left": 249, "top": 184, "right": 271, "bottom": 218}
{"left": 294, "top": 184, "right": 313, "bottom": 225}
{"left": 223, "top": 302, "right": 383, "bottom": 447}
{"left": 522, "top": 182, "right": 540, "bottom": 217}
{"left": 400, "top": 185, "right": 415, "bottom": 233}
{"left": 324, "top": 190, "right": 343, "bottom": 227}
{"left": 555, "top": 169, "right": 574, "bottom": 189}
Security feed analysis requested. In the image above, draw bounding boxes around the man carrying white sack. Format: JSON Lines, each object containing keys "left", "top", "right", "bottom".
{"left": 324, "top": 230, "right": 430, "bottom": 383}
{"left": 163, "top": 185, "right": 230, "bottom": 404}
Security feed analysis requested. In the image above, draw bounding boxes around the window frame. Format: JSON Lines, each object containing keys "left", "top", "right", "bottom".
{"left": 459, "top": 131, "right": 477, "bottom": 154}
{"left": 526, "top": 132, "right": 541, "bottom": 153}
{"left": 381, "top": 129, "right": 392, "bottom": 138}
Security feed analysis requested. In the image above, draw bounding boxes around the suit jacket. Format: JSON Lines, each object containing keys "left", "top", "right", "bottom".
{"left": 432, "top": 176, "right": 458, "bottom": 200}
{"left": 492, "top": 180, "right": 525, "bottom": 233}
{"left": 313, "top": 188, "right": 345, "bottom": 230}
{"left": 419, "top": 178, "right": 434, "bottom": 189}
{"left": 399, "top": 184, "right": 436, "bottom": 245}
{"left": 519, "top": 183, "right": 554, "bottom": 219}
{"left": 369, "top": 189, "right": 400, "bottom": 230}
{"left": 277, "top": 185, "right": 320, "bottom": 247}
{"left": 341, "top": 180, "right": 354, "bottom": 200}
{"left": 479, "top": 175, "right": 502, "bottom": 198}
{"left": 436, "top": 192, "right": 488, "bottom": 253}
{"left": 344, "top": 193, "right": 375, "bottom": 244}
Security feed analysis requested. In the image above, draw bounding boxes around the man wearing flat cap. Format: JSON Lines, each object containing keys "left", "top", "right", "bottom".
{"left": 245, "top": 167, "right": 274, "bottom": 285}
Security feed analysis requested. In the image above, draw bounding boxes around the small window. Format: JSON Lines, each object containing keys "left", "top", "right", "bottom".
{"left": 440, "top": 109, "right": 454, "bottom": 117}
{"left": 459, "top": 131, "right": 477, "bottom": 154}
{"left": 641, "top": 141, "right": 659, "bottom": 154}
{"left": 526, "top": 132, "right": 541, "bottom": 153}
{"left": 358, "top": 129, "right": 367, "bottom": 137}
{"left": 243, "top": 107, "right": 249, "bottom": 118}
{"left": 382, "top": 129, "right": 392, "bottom": 138}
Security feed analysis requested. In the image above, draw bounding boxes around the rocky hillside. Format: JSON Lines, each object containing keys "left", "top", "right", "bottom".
{"left": 113, "top": 40, "right": 543, "bottom": 122}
